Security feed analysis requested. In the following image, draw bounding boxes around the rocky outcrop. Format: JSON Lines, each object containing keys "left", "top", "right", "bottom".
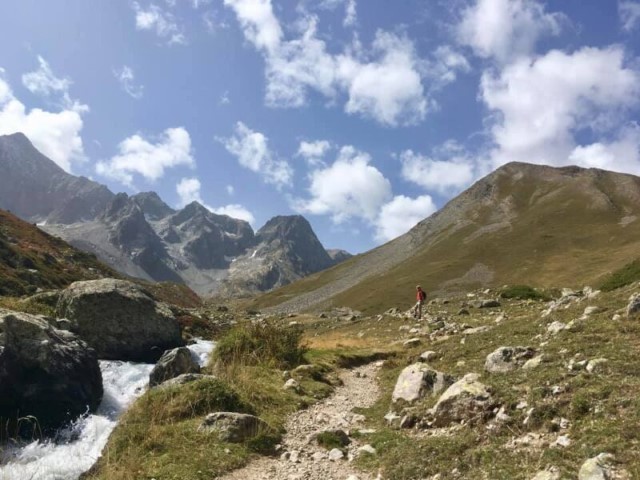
{"left": 149, "top": 347, "right": 200, "bottom": 386}
{"left": 198, "top": 412, "right": 271, "bottom": 442}
{"left": 326, "top": 249, "right": 353, "bottom": 265}
{"left": 485, "top": 346, "right": 536, "bottom": 373}
{"left": 392, "top": 363, "right": 454, "bottom": 403}
{"left": 131, "top": 191, "right": 175, "bottom": 220}
{"left": 56, "top": 278, "right": 182, "bottom": 362}
{"left": 0, "top": 309, "right": 103, "bottom": 435}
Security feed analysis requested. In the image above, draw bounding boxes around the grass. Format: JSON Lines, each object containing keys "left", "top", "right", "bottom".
{"left": 599, "top": 258, "right": 640, "bottom": 292}
{"left": 345, "top": 285, "right": 640, "bottom": 478}
{"left": 499, "top": 284, "right": 551, "bottom": 301}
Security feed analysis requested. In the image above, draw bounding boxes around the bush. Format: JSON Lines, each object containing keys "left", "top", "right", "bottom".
{"left": 499, "top": 285, "right": 550, "bottom": 301}
{"left": 599, "top": 259, "right": 640, "bottom": 292}
{"left": 214, "top": 322, "right": 307, "bottom": 369}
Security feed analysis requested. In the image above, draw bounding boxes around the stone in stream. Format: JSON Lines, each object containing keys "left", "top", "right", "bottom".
{"left": 0, "top": 309, "right": 103, "bottom": 436}
{"left": 149, "top": 346, "right": 200, "bottom": 386}
{"left": 56, "top": 278, "right": 182, "bottom": 362}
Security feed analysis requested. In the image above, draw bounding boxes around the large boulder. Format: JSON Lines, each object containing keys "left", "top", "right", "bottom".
{"left": 0, "top": 309, "right": 103, "bottom": 436}
{"left": 149, "top": 347, "right": 200, "bottom": 386}
{"left": 429, "top": 373, "right": 494, "bottom": 427}
{"left": 198, "top": 412, "right": 270, "bottom": 442}
{"left": 56, "top": 279, "right": 182, "bottom": 362}
{"left": 485, "top": 346, "right": 536, "bottom": 373}
{"left": 579, "top": 453, "right": 615, "bottom": 480}
{"left": 392, "top": 363, "right": 454, "bottom": 404}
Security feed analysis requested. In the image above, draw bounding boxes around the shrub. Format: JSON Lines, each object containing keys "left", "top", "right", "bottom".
{"left": 599, "top": 259, "right": 640, "bottom": 292}
{"left": 499, "top": 285, "right": 550, "bottom": 301}
{"left": 213, "top": 322, "right": 307, "bottom": 369}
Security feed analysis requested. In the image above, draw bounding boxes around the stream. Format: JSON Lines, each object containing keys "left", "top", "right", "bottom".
{"left": 0, "top": 339, "right": 215, "bottom": 480}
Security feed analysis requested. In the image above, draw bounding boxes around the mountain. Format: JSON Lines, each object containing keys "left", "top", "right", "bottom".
{"left": 252, "top": 162, "right": 640, "bottom": 314}
{"left": 217, "top": 215, "right": 338, "bottom": 295}
{"left": 0, "top": 133, "right": 349, "bottom": 296}
{"left": 0, "top": 133, "right": 114, "bottom": 224}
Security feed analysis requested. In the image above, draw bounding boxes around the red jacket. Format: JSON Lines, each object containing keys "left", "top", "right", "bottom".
{"left": 416, "top": 289, "right": 426, "bottom": 301}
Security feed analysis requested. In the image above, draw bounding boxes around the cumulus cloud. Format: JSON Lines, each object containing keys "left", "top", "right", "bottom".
{"left": 294, "top": 145, "right": 392, "bottom": 223}
{"left": 224, "top": 0, "right": 462, "bottom": 126}
{"left": 133, "top": 2, "right": 186, "bottom": 45}
{"left": 481, "top": 46, "right": 640, "bottom": 169}
{"left": 114, "top": 66, "right": 144, "bottom": 99}
{"left": 220, "top": 121, "right": 293, "bottom": 188}
{"left": 226, "top": 184, "right": 235, "bottom": 195}
{"left": 97, "top": 127, "right": 195, "bottom": 186}
{"left": 620, "top": 1, "right": 640, "bottom": 31}
{"left": 568, "top": 123, "right": 640, "bottom": 175}
{"left": 297, "top": 139, "right": 331, "bottom": 166}
{"left": 176, "top": 176, "right": 255, "bottom": 224}
{"left": 375, "top": 195, "right": 437, "bottom": 242}
{"left": 400, "top": 146, "right": 476, "bottom": 194}
{"left": 0, "top": 67, "right": 86, "bottom": 172}
{"left": 457, "top": 0, "right": 564, "bottom": 62}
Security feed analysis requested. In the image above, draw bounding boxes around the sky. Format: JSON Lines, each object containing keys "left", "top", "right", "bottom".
{"left": 0, "top": 0, "right": 639, "bottom": 254}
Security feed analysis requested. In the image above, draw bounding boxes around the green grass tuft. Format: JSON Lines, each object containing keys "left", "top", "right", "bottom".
{"left": 599, "top": 258, "right": 640, "bottom": 291}
{"left": 499, "top": 285, "right": 550, "bottom": 301}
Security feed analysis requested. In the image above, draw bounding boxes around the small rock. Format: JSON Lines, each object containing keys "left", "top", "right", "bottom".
{"left": 586, "top": 358, "right": 608, "bottom": 373}
{"left": 547, "top": 321, "right": 567, "bottom": 335}
{"left": 357, "top": 444, "right": 377, "bottom": 456}
{"left": 419, "top": 350, "right": 437, "bottom": 362}
{"left": 485, "top": 346, "right": 536, "bottom": 373}
{"left": 328, "top": 448, "right": 344, "bottom": 461}
{"left": 552, "top": 435, "right": 571, "bottom": 448}
{"left": 403, "top": 338, "right": 421, "bottom": 348}
{"left": 289, "top": 450, "right": 300, "bottom": 463}
{"left": 522, "top": 355, "right": 544, "bottom": 370}
{"left": 626, "top": 294, "right": 640, "bottom": 319}
{"left": 583, "top": 306, "right": 601, "bottom": 316}
{"left": 149, "top": 346, "right": 200, "bottom": 387}
{"left": 198, "top": 412, "right": 270, "bottom": 443}
{"left": 429, "top": 373, "right": 493, "bottom": 427}
{"left": 311, "top": 452, "right": 326, "bottom": 461}
{"left": 530, "top": 467, "right": 560, "bottom": 480}
{"left": 283, "top": 378, "right": 300, "bottom": 392}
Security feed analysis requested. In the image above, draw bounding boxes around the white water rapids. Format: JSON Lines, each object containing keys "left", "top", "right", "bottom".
{"left": 0, "top": 339, "right": 215, "bottom": 480}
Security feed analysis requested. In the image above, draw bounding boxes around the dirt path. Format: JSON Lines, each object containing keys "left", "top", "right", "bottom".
{"left": 219, "top": 362, "right": 383, "bottom": 480}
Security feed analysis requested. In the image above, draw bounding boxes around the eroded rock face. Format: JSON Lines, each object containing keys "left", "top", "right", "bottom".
{"left": 0, "top": 309, "right": 103, "bottom": 435}
{"left": 56, "top": 278, "right": 182, "bottom": 362}
{"left": 485, "top": 346, "right": 536, "bottom": 373}
{"left": 392, "top": 363, "right": 454, "bottom": 404}
{"left": 429, "top": 373, "right": 493, "bottom": 427}
{"left": 149, "top": 347, "right": 200, "bottom": 386}
{"left": 198, "top": 412, "right": 270, "bottom": 443}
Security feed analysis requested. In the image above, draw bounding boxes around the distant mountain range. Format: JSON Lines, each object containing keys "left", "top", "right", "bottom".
{"left": 0, "top": 133, "right": 351, "bottom": 296}
{"left": 253, "top": 161, "right": 640, "bottom": 314}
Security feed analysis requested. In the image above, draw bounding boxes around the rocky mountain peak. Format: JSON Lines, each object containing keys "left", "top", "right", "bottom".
{"left": 131, "top": 192, "right": 175, "bottom": 220}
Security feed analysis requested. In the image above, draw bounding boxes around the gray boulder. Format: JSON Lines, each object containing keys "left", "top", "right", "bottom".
{"left": 579, "top": 453, "right": 615, "bottom": 480}
{"left": 485, "top": 346, "right": 536, "bottom": 373}
{"left": 392, "top": 363, "right": 454, "bottom": 404}
{"left": 472, "top": 299, "right": 501, "bottom": 309}
{"left": 198, "top": 412, "right": 270, "bottom": 442}
{"left": 429, "top": 373, "right": 493, "bottom": 427}
{"left": 157, "top": 373, "right": 215, "bottom": 389}
{"left": 56, "top": 279, "right": 182, "bottom": 362}
{"left": 0, "top": 309, "right": 103, "bottom": 436}
{"left": 149, "top": 347, "right": 200, "bottom": 386}
{"left": 627, "top": 294, "right": 640, "bottom": 320}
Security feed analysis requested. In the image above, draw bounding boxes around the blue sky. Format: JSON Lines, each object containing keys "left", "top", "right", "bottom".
{"left": 1, "top": 0, "right": 639, "bottom": 253}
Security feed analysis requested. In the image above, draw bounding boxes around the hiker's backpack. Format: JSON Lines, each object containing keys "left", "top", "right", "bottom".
{"left": 420, "top": 290, "right": 427, "bottom": 301}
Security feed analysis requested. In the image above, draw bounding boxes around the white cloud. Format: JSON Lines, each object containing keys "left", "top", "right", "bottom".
{"left": 176, "top": 177, "right": 255, "bottom": 224}
{"left": 226, "top": 184, "right": 235, "bottom": 195}
{"left": 219, "top": 91, "right": 231, "bottom": 105}
{"left": 568, "top": 123, "right": 640, "bottom": 175}
{"left": 400, "top": 148, "right": 476, "bottom": 194}
{"left": 114, "top": 66, "right": 144, "bottom": 99}
{"left": 457, "top": 0, "right": 563, "bottom": 62}
{"left": 133, "top": 2, "right": 186, "bottom": 45}
{"left": 481, "top": 46, "right": 640, "bottom": 169}
{"left": 22, "top": 56, "right": 71, "bottom": 103}
{"left": 344, "top": 0, "right": 357, "bottom": 27}
{"left": 297, "top": 139, "right": 331, "bottom": 166}
{"left": 220, "top": 121, "right": 293, "bottom": 188}
{"left": 620, "top": 1, "right": 640, "bottom": 31}
{"left": 294, "top": 145, "right": 392, "bottom": 223}
{"left": 224, "top": 0, "right": 461, "bottom": 126}
{"left": 375, "top": 195, "right": 437, "bottom": 242}
{"left": 0, "top": 70, "right": 86, "bottom": 172}
{"left": 97, "top": 127, "right": 194, "bottom": 186}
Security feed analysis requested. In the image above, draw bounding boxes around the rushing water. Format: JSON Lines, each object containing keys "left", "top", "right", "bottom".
{"left": 0, "top": 340, "right": 215, "bottom": 480}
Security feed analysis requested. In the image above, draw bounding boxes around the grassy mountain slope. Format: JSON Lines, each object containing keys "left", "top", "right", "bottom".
{"left": 252, "top": 162, "right": 640, "bottom": 315}
{"left": 0, "top": 209, "right": 117, "bottom": 296}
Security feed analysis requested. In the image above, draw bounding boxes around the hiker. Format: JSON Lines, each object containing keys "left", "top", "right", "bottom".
{"left": 414, "top": 285, "right": 426, "bottom": 319}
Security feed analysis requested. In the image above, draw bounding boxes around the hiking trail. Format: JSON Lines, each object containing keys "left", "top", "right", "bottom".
{"left": 219, "top": 362, "right": 382, "bottom": 480}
